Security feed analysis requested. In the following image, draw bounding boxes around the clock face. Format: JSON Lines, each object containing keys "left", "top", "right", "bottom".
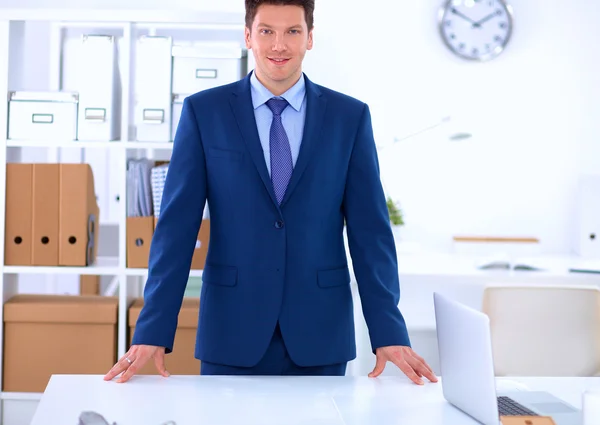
{"left": 439, "top": 0, "right": 513, "bottom": 61}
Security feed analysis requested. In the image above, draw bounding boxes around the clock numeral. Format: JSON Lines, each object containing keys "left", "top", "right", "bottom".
{"left": 450, "top": 33, "right": 456, "bottom": 40}
{"left": 496, "top": 8, "right": 503, "bottom": 16}
{"left": 499, "top": 22, "right": 507, "bottom": 29}
{"left": 472, "top": 47, "right": 479, "bottom": 56}
{"left": 445, "top": 20, "right": 452, "bottom": 27}
{"left": 494, "top": 35, "right": 502, "bottom": 42}
{"left": 458, "top": 43, "right": 466, "bottom": 50}
{"left": 485, "top": 44, "right": 491, "bottom": 51}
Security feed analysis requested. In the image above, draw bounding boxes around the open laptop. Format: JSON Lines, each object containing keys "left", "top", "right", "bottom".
{"left": 433, "top": 292, "right": 582, "bottom": 425}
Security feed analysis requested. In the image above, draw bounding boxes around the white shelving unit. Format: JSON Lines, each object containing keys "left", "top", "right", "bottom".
{"left": 0, "top": 7, "right": 250, "bottom": 425}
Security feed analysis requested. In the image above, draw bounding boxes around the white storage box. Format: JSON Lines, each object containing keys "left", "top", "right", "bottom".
{"left": 8, "top": 91, "right": 79, "bottom": 141}
{"left": 77, "top": 34, "right": 120, "bottom": 141}
{"left": 171, "top": 93, "right": 187, "bottom": 141}
{"left": 171, "top": 44, "right": 248, "bottom": 95}
{"left": 134, "top": 35, "right": 173, "bottom": 143}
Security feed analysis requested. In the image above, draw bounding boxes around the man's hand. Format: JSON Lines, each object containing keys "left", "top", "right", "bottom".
{"left": 103, "top": 344, "right": 170, "bottom": 383}
{"left": 369, "top": 346, "right": 438, "bottom": 385}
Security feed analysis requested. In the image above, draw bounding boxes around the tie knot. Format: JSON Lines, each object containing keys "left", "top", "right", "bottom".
{"left": 266, "top": 97, "right": 289, "bottom": 116}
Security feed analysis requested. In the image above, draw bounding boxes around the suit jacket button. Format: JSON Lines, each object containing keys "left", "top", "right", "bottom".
{"left": 274, "top": 220, "right": 284, "bottom": 229}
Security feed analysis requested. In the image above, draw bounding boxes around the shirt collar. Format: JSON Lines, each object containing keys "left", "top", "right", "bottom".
{"left": 250, "top": 70, "right": 306, "bottom": 112}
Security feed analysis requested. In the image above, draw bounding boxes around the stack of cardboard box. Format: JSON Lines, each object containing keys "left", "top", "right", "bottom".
{"left": 126, "top": 215, "right": 210, "bottom": 269}
{"left": 4, "top": 163, "right": 99, "bottom": 266}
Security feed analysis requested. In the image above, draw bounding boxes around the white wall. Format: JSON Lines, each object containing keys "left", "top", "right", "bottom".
{"left": 301, "top": 0, "right": 600, "bottom": 255}
{"left": 2, "top": 0, "right": 599, "bottom": 256}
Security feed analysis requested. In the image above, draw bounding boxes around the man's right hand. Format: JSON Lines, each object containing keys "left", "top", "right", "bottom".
{"left": 103, "top": 344, "right": 170, "bottom": 383}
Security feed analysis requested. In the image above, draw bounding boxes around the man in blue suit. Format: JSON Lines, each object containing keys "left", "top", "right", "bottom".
{"left": 105, "top": 0, "right": 437, "bottom": 384}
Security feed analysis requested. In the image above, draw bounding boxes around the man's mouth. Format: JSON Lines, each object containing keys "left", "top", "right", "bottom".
{"left": 268, "top": 58, "right": 290, "bottom": 65}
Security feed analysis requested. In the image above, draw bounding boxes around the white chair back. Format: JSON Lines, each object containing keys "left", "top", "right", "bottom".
{"left": 482, "top": 284, "right": 600, "bottom": 376}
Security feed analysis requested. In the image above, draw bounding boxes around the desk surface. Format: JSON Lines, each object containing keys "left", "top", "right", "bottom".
{"left": 31, "top": 375, "right": 600, "bottom": 425}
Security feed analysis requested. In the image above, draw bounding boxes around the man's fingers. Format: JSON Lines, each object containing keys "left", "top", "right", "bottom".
{"left": 104, "top": 354, "right": 133, "bottom": 381}
{"left": 116, "top": 355, "right": 146, "bottom": 383}
{"left": 390, "top": 353, "right": 423, "bottom": 385}
{"left": 410, "top": 350, "right": 435, "bottom": 375}
{"left": 154, "top": 350, "right": 170, "bottom": 377}
{"left": 368, "top": 355, "right": 386, "bottom": 378}
{"left": 406, "top": 355, "right": 438, "bottom": 383}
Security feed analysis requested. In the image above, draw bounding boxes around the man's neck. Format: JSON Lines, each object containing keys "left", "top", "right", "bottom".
{"left": 255, "top": 69, "right": 302, "bottom": 96}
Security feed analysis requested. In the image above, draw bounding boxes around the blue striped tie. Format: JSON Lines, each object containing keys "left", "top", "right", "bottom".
{"left": 266, "top": 97, "right": 293, "bottom": 204}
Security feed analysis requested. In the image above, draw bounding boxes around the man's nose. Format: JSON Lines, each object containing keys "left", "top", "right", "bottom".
{"left": 272, "top": 34, "right": 287, "bottom": 51}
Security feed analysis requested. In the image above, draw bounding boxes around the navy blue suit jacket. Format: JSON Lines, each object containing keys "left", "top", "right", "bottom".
{"left": 131, "top": 72, "right": 411, "bottom": 367}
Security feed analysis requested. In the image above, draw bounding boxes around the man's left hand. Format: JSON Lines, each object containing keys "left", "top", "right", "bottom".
{"left": 369, "top": 346, "right": 439, "bottom": 385}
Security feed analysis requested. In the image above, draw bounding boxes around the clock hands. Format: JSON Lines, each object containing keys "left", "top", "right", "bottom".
{"left": 450, "top": 8, "right": 478, "bottom": 25}
{"left": 451, "top": 8, "right": 499, "bottom": 28}
{"left": 473, "top": 12, "right": 498, "bottom": 27}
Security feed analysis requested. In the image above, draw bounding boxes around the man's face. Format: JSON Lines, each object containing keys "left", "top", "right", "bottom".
{"left": 245, "top": 4, "right": 313, "bottom": 88}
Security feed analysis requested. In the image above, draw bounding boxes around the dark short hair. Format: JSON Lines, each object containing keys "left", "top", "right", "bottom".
{"left": 245, "top": 0, "right": 315, "bottom": 30}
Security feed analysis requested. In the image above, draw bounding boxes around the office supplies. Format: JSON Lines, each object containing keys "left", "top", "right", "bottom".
{"left": 433, "top": 292, "right": 582, "bottom": 425}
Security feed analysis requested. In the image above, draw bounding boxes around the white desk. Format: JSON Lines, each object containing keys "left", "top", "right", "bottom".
{"left": 30, "top": 375, "right": 599, "bottom": 425}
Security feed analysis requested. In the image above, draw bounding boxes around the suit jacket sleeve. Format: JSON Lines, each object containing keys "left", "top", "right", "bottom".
{"left": 131, "top": 98, "right": 207, "bottom": 353}
{"left": 343, "top": 103, "right": 411, "bottom": 351}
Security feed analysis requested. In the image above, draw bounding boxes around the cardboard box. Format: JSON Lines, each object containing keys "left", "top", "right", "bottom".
{"left": 2, "top": 294, "right": 118, "bottom": 392}
{"left": 128, "top": 297, "right": 200, "bottom": 374}
{"left": 126, "top": 216, "right": 154, "bottom": 268}
{"left": 4, "top": 163, "right": 99, "bottom": 266}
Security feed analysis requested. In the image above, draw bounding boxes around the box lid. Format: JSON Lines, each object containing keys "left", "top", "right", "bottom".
{"left": 9, "top": 91, "right": 79, "bottom": 103}
{"left": 172, "top": 43, "right": 247, "bottom": 59}
{"left": 129, "top": 297, "right": 199, "bottom": 328}
{"left": 3, "top": 294, "right": 118, "bottom": 324}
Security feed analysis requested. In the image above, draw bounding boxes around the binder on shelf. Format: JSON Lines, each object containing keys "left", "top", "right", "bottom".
{"left": 76, "top": 34, "right": 121, "bottom": 141}
{"left": 31, "top": 164, "right": 60, "bottom": 266}
{"left": 7, "top": 91, "right": 79, "bottom": 141}
{"left": 134, "top": 35, "right": 173, "bottom": 142}
{"left": 126, "top": 159, "right": 154, "bottom": 268}
{"left": 58, "top": 164, "right": 100, "bottom": 266}
{"left": 126, "top": 216, "right": 154, "bottom": 268}
{"left": 5, "top": 163, "right": 33, "bottom": 265}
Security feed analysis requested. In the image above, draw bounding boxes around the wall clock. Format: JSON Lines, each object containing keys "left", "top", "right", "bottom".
{"left": 438, "top": 0, "right": 513, "bottom": 61}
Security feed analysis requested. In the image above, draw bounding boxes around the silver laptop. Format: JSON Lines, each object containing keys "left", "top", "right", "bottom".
{"left": 433, "top": 292, "right": 582, "bottom": 425}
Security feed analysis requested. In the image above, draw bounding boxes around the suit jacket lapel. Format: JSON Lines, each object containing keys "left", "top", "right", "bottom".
{"left": 229, "top": 74, "right": 280, "bottom": 208}
{"left": 280, "top": 75, "right": 326, "bottom": 207}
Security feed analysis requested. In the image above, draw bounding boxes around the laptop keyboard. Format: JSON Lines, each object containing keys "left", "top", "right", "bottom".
{"left": 497, "top": 396, "right": 540, "bottom": 416}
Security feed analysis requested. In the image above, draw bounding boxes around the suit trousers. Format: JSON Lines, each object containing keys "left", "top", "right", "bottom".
{"left": 200, "top": 323, "right": 347, "bottom": 376}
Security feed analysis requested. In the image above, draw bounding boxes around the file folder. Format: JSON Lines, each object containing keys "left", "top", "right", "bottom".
{"left": 77, "top": 35, "right": 120, "bottom": 141}
{"left": 58, "top": 164, "right": 99, "bottom": 266}
{"left": 31, "top": 164, "right": 59, "bottom": 266}
{"left": 5, "top": 164, "right": 33, "bottom": 265}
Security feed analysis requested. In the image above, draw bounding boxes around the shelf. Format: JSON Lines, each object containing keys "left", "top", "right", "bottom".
{"left": 5, "top": 139, "right": 124, "bottom": 148}
{"left": 5, "top": 140, "right": 176, "bottom": 150}
{"left": 0, "top": 8, "right": 244, "bottom": 25}
{"left": 123, "top": 142, "right": 174, "bottom": 150}
{"left": 126, "top": 267, "right": 203, "bottom": 278}
{"left": 3, "top": 256, "right": 120, "bottom": 275}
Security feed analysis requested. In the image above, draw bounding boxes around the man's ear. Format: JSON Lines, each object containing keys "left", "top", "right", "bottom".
{"left": 244, "top": 26, "right": 252, "bottom": 49}
{"left": 307, "top": 28, "right": 314, "bottom": 50}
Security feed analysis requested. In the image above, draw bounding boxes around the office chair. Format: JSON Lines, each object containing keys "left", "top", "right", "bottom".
{"left": 482, "top": 284, "right": 600, "bottom": 377}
